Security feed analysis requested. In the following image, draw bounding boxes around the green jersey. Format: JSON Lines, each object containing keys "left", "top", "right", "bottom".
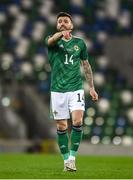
{"left": 45, "top": 35, "right": 88, "bottom": 92}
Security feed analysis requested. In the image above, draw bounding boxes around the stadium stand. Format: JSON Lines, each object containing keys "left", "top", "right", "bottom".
{"left": 0, "top": 0, "right": 133, "bottom": 149}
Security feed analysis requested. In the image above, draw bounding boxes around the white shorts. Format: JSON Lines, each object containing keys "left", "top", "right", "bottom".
{"left": 51, "top": 89, "right": 85, "bottom": 120}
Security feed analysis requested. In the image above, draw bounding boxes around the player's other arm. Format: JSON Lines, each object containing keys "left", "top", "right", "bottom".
{"left": 81, "top": 60, "right": 98, "bottom": 101}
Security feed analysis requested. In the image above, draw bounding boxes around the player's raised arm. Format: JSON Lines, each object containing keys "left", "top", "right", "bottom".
{"left": 47, "top": 32, "right": 63, "bottom": 46}
{"left": 47, "top": 30, "right": 72, "bottom": 46}
{"left": 81, "top": 60, "right": 98, "bottom": 101}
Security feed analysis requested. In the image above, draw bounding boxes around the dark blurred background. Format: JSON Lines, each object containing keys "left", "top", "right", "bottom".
{"left": 0, "top": 0, "right": 133, "bottom": 155}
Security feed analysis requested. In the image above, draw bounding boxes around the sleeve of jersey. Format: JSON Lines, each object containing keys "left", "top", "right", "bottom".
{"left": 44, "top": 35, "right": 51, "bottom": 46}
{"left": 80, "top": 40, "right": 88, "bottom": 60}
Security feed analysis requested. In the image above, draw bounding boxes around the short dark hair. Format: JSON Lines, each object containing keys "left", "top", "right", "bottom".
{"left": 57, "top": 12, "right": 72, "bottom": 21}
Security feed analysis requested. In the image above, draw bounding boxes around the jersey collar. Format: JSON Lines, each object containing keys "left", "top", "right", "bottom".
{"left": 62, "top": 35, "right": 73, "bottom": 42}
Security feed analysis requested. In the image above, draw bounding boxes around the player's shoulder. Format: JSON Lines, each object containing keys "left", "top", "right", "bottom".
{"left": 45, "top": 34, "right": 51, "bottom": 45}
{"left": 72, "top": 36, "right": 85, "bottom": 44}
{"left": 45, "top": 34, "right": 52, "bottom": 40}
{"left": 72, "top": 35, "right": 84, "bottom": 41}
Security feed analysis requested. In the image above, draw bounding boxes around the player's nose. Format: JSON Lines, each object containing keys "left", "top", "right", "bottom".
{"left": 61, "top": 24, "right": 66, "bottom": 28}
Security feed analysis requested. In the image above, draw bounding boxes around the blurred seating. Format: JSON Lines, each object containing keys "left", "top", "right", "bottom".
{"left": 0, "top": 0, "right": 133, "bottom": 145}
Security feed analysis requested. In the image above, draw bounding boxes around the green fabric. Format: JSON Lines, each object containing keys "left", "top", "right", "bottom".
{"left": 70, "top": 150, "right": 77, "bottom": 157}
{"left": 57, "top": 132, "right": 69, "bottom": 160}
{"left": 45, "top": 36, "right": 88, "bottom": 92}
{"left": 70, "top": 129, "right": 83, "bottom": 156}
{"left": 62, "top": 153, "right": 69, "bottom": 160}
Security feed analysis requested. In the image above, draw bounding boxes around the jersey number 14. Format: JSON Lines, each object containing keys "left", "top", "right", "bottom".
{"left": 64, "top": 54, "right": 74, "bottom": 65}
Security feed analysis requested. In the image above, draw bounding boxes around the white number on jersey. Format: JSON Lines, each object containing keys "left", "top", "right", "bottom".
{"left": 64, "top": 54, "right": 74, "bottom": 65}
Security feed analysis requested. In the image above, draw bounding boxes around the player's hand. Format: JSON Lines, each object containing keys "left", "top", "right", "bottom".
{"left": 89, "top": 87, "right": 98, "bottom": 101}
{"left": 62, "top": 30, "right": 72, "bottom": 39}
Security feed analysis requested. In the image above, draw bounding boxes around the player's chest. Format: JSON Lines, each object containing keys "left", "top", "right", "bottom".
{"left": 57, "top": 42, "right": 81, "bottom": 57}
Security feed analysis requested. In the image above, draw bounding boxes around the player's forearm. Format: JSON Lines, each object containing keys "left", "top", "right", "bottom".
{"left": 82, "top": 60, "right": 94, "bottom": 89}
{"left": 48, "top": 32, "right": 63, "bottom": 46}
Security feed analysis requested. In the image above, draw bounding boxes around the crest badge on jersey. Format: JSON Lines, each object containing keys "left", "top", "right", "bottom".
{"left": 74, "top": 45, "right": 80, "bottom": 51}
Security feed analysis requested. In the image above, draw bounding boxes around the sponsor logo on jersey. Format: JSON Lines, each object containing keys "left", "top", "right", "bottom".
{"left": 66, "top": 48, "right": 73, "bottom": 52}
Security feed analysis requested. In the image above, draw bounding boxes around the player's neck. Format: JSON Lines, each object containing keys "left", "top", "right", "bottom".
{"left": 62, "top": 34, "right": 72, "bottom": 41}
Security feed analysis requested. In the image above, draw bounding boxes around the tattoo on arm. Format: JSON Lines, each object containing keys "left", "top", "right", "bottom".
{"left": 82, "top": 60, "right": 94, "bottom": 88}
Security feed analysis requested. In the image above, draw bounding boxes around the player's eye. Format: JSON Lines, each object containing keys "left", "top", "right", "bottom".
{"left": 64, "top": 19, "right": 68, "bottom": 23}
{"left": 58, "top": 20, "right": 62, "bottom": 23}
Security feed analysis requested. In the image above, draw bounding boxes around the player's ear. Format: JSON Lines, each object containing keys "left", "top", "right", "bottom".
{"left": 56, "top": 23, "right": 60, "bottom": 31}
{"left": 71, "top": 23, "right": 74, "bottom": 30}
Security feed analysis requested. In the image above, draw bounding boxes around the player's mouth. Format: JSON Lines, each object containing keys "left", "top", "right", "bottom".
{"left": 60, "top": 26, "right": 67, "bottom": 30}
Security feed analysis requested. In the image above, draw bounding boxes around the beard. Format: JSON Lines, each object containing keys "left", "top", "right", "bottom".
{"left": 57, "top": 25, "right": 72, "bottom": 31}
{"left": 60, "top": 26, "right": 67, "bottom": 31}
